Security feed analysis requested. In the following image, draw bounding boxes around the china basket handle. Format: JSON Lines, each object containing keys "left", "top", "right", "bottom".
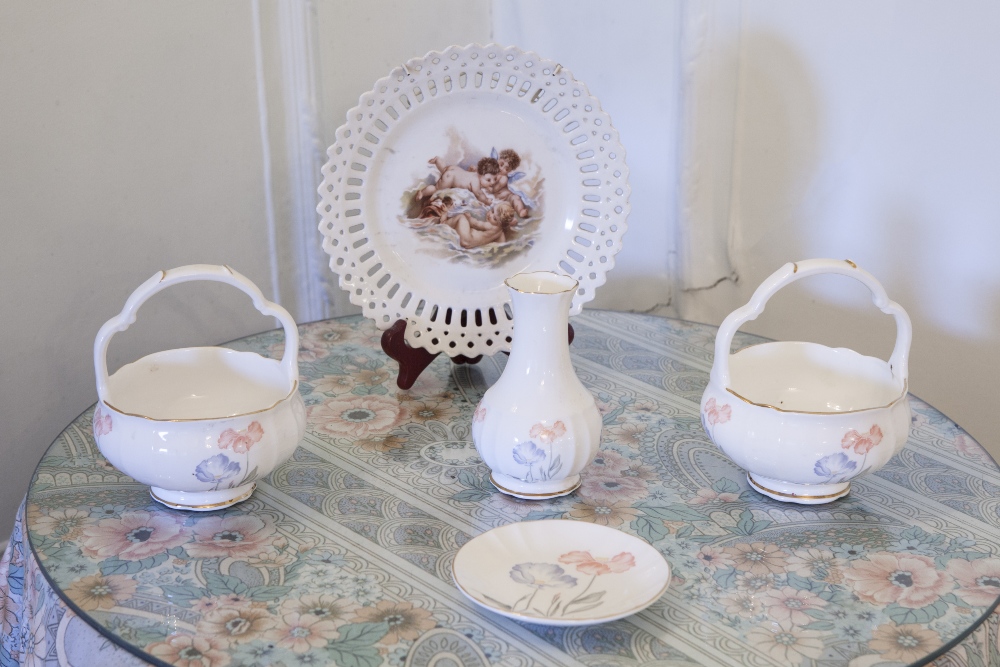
{"left": 94, "top": 265, "right": 299, "bottom": 402}
{"left": 711, "top": 259, "right": 911, "bottom": 392}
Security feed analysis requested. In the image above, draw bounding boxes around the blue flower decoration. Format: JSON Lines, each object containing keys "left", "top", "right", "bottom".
{"left": 888, "top": 538, "right": 936, "bottom": 556}
{"left": 510, "top": 563, "right": 577, "bottom": 589}
{"left": 512, "top": 441, "right": 547, "bottom": 465}
{"left": 194, "top": 453, "right": 241, "bottom": 483}
{"left": 89, "top": 504, "right": 126, "bottom": 519}
{"left": 831, "top": 544, "right": 867, "bottom": 559}
{"left": 814, "top": 452, "right": 857, "bottom": 478}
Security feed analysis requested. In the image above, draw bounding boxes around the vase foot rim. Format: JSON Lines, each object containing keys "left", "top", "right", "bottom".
{"left": 489, "top": 473, "right": 581, "bottom": 500}
{"left": 150, "top": 484, "right": 256, "bottom": 511}
{"left": 747, "top": 474, "right": 849, "bottom": 505}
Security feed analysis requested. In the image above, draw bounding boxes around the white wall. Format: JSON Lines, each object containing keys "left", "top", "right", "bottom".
{"left": 311, "top": 0, "right": 493, "bottom": 312}
{"left": 0, "top": 3, "right": 283, "bottom": 543}
{"left": 492, "top": 0, "right": 682, "bottom": 313}
{"left": 674, "top": 1, "right": 1000, "bottom": 464}
{"left": 0, "top": 1, "right": 498, "bottom": 545}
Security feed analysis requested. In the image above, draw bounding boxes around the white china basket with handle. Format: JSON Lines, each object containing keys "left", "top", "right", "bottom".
{"left": 701, "top": 259, "right": 912, "bottom": 504}
{"left": 93, "top": 265, "right": 306, "bottom": 511}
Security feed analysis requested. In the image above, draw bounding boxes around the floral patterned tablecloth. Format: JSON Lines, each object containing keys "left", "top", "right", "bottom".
{"left": 2, "top": 312, "right": 999, "bottom": 667}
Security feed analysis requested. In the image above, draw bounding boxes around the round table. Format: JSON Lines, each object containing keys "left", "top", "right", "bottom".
{"left": 2, "top": 312, "right": 999, "bottom": 667}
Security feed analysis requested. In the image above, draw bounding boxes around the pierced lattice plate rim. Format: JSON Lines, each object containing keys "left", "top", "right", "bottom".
{"left": 317, "top": 43, "right": 630, "bottom": 357}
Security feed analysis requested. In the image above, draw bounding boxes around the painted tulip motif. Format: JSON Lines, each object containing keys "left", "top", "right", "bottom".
{"left": 814, "top": 453, "right": 858, "bottom": 483}
{"left": 511, "top": 421, "right": 566, "bottom": 482}
{"left": 194, "top": 454, "right": 241, "bottom": 489}
{"left": 813, "top": 424, "right": 885, "bottom": 482}
{"left": 93, "top": 406, "right": 113, "bottom": 438}
{"left": 499, "top": 550, "right": 637, "bottom": 617}
{"left": 702, "top": 398, "right": 731, "bottom": 441}
{"left": 510, "top": 563, "right": 578, "bottom": 590}
{"left": 842, "top": 425, "right": 883, "bottom": 455}
{"left": 473, "top": 404, "right": 487, "bottom": 423}
{"left": 529, "top": 421, "right": 566, "bottom": 444}
{"left": 703, "top": 398, "right": 731, "bottom": 426}
{"left": 218, "top": 421, "right": 264, "bottom": 454}
{"left": 193, "top": 421, "right": 267, "bottom": 490}
{"left": 560, "top": 551, "right": 635, "bottom": 575}
{"left": 512, "top": 441, "right": 547, "bottom": 466}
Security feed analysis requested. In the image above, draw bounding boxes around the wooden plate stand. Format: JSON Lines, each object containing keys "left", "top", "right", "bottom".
{"left": 381, "top": 319, "right": 574, "bottom": 389}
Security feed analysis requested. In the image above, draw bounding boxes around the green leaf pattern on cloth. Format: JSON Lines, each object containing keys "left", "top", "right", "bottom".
{"left": 1, "top": 313, "right": 998, "bottom": 666}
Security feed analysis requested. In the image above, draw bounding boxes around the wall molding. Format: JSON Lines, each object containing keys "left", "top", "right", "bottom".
{"left": 252, "top": 0, "right": 334, "bottom": 323}
{"left": 677, "top": 0, "right": 743, "bottom": 294}
{"left": 277, "top": 0, "right": 329, "bottom": 322}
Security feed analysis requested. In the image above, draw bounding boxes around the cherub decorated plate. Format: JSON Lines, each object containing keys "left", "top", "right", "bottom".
{"left": 452, "top": 521, "right": 670, "bottom": 626}
{"left": 317, "top": 44, "right": 630, "bottom": 357}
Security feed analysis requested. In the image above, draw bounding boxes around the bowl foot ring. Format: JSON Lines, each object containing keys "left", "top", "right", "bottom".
{"left": 489, "top": 473, "right": 581, "bottom": 500}
{"left": 747, "top": 474, "right": 849, "bottom": 505}
{"left": 150, "top": 483, "right": 256, "bottom": 511}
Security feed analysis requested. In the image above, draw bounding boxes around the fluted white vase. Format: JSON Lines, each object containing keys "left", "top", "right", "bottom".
{"left": 471, "top": 272, "right": 602, "bottom": 499}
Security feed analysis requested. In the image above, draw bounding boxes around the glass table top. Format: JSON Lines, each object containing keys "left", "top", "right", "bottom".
{"left": 22, "top": 312, "right": 1000, "bottom": 666}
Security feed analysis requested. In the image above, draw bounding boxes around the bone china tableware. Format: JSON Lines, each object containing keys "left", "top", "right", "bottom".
{"left": 317, "top": 43, "right": 629, "bottom": 359}
{"left": 17, "top": 312, "right": 1000, "bottom": 665}
{"left": 471, "top": 271, "right": 602, "bottom": 499}
{"left": 452, "top": 521, "right": 671, "bottom": 627}
{"left": 92, "top": 265, "right": 306, "bottom": 510}
{"left": 701, "top": 258, "right": 912, "bottom": 504}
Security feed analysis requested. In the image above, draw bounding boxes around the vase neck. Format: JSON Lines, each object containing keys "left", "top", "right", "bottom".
{"left": 507, "top": 288, "right": 574, "bottom": 370}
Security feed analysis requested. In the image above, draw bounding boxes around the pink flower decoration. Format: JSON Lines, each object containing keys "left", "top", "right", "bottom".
{"left": 580, "top": 473, "right": 649, "bottom": 504}
{"left": 703, "top": 398, "right": 731, "bottom": 426}
{"left": 761, "top": 586, "right": 827, "bottom": 625}
{"left": 80, "top": 511, "right": 189, "bottom": 561}
{"left": 954, "top": 434, "right": 990, "bottom": 464}
{"left": 841, "top": 424, "right": 883, "bottom": 455}
{"left": 218, "top": 421, "right": 265, "bottom": 454}
{"left": 186, "top": 515, "right": 278, "bottom": 559}
{"left": 843, "top": 552, "right": 953, "bottom": 608}
{"left": 559, "top": 550, "right": 636, "bottom": 576}
{"left": 297, "top": 338, "right": 330, "bottom": 363}
{"left": 947, "top": 557, "right": 1000, "bottom": 607}
{"left": 474, "top": 404, "right": 487, "bottom": 423}
{"left": 529, "top": 421, "right": 567, "bottom": 444}
{"left": 93, "top": 406, "right": 113, "bottom": 437}
{"left": 310, "top": 395, "right": 408, "bottom": 438}
{"left": 695, "top": 546, "right": 735, "bottom": 570}
{"left": 587, "top": 450, "right": 631, "bottom": 475}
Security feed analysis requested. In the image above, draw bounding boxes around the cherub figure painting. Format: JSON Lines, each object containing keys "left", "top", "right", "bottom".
{"left": 490, "top": 148, "right": 532, "bottom": 218}
{"left": 419, "top": 156, "right": 499, "bottom": 205}
{"left": 400, "top": 138, "right": 544, "bottom": 266}
{"left": 442, "top": 201, "right": 517, "bottom": 249}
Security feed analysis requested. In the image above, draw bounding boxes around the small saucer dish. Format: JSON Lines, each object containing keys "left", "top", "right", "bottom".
{"left": 452, "top": 520, "right": 670, "bottom": 626}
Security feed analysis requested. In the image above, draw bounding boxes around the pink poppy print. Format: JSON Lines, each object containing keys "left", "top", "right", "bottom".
{"left": 218, "top": 421, "right": 264, "bottom": 454}
{"left": 80, "top": 511, "right": 189, "bottom": 561}
{"left": 93, "top": 405, "right": 113, "bottom": 437}
{"left": 946, "top": 557, "right": 1000, "bottom": 607}
{"left": 841, "top": 425, "right": 883, "bottom": 455}
{"left": 703, "top": 398, "right": 731, "bottom": 426}
{"left": 559, "top": 551, "right": 636, "bottom": 576}
{"left": 761, "top": 586, "right": 827, "bottom": 625}
{"left": 529, "top": 421, "right": 567, "bottom": 444}
{"left": 843, "top": 552, "right": 952, "bottom": 609}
